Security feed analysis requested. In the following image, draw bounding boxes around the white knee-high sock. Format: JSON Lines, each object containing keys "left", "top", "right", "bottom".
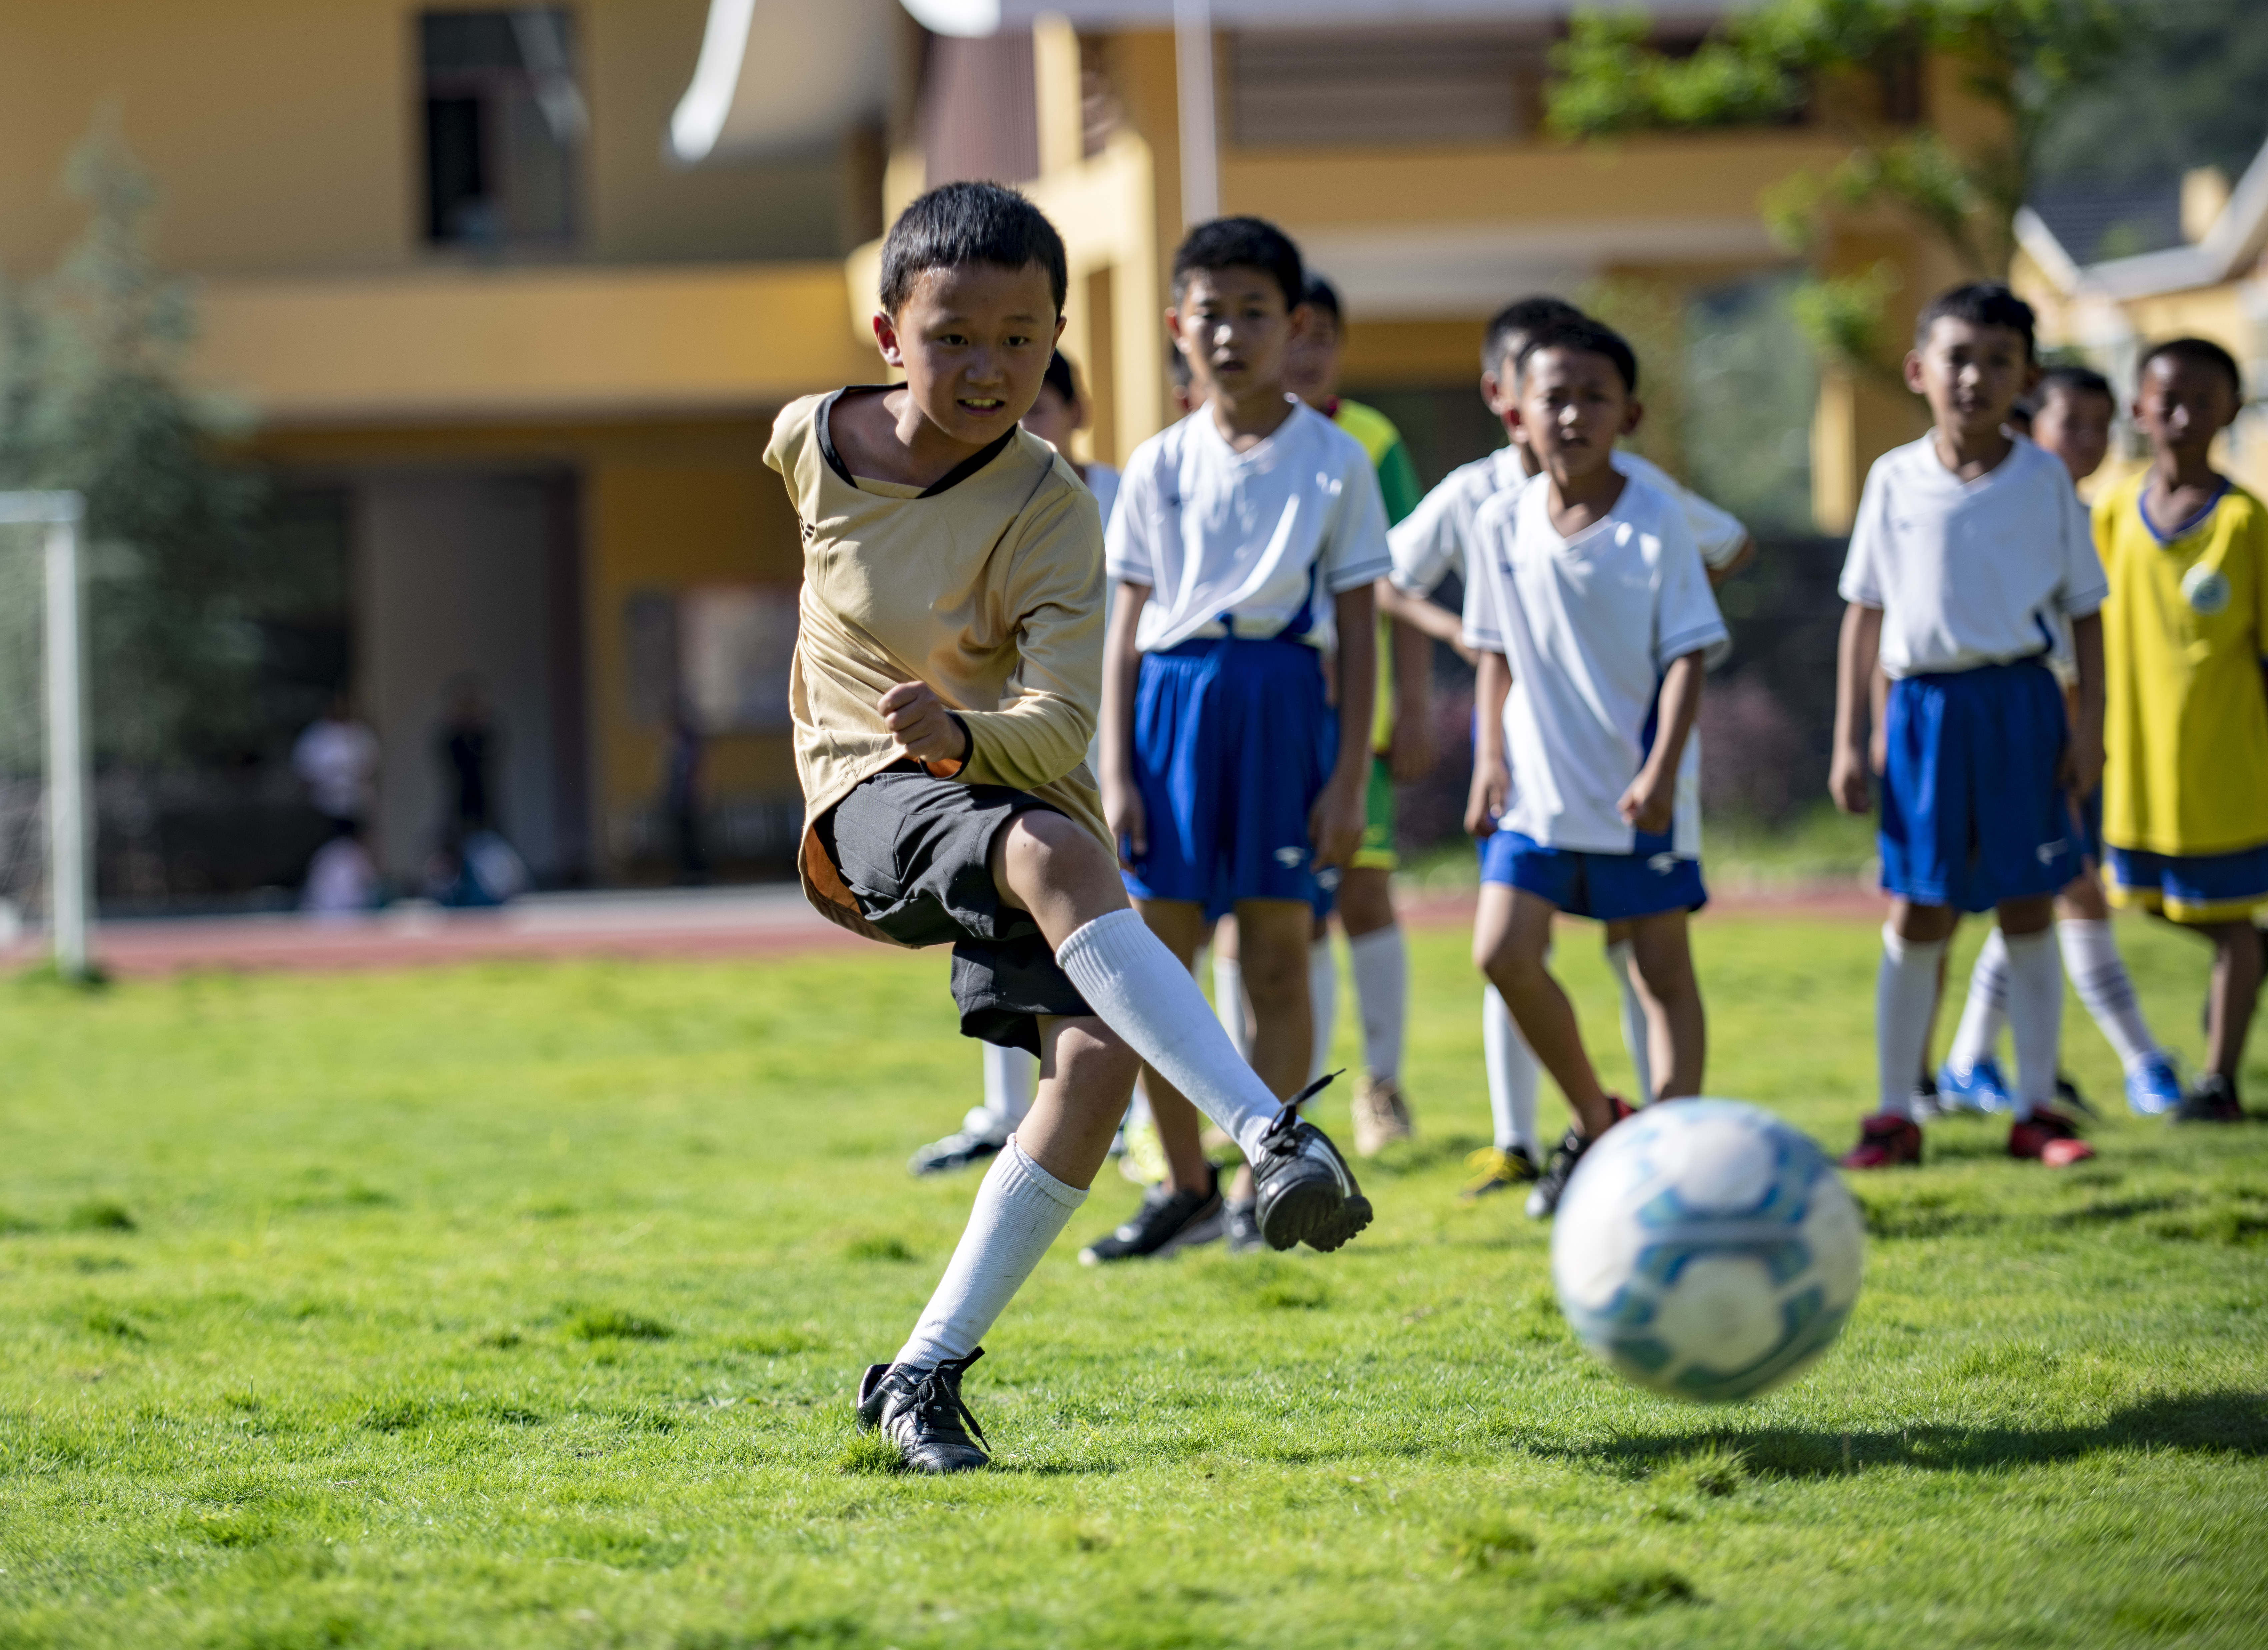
{"left": 1308, "top": 935, "right": 1338, "bottom": 1082}
{"left": 1211, "top": 951, "right": 1252, "bottom": 1061}
{"left": 895, "top": 1138, "right": 1086, "bottom": 1371}
{"left": 1347, "top": 926, "right": 1406, "bottom": 1083}
{"left": 981, "top": 1043, "right": 1036, "bottom": 1128}
{"left": 1948, "top": 928, "right": 2010, "bottom": 1073}
{"left": 1877, "top": 926, "right": 1948, "bottom": 1119}
{"left": 1601, "top": 939, "right": 1654, "bottom": 1105}
{"left": 2002, "top": 927, "right": 2064, "bottom": 1119}
{"left": 1056, "top": 911, "right": 1288, "bottom": 1159}
{"left": 2058, "top": 919, "right": 2158, "bottom": 1070}
{"left": 1483, "top": 984, "right": 1540, "bottom": 1152}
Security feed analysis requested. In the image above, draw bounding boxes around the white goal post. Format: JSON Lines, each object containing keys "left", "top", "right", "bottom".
{"left": 0, "top": 490, "right": 90, "bottom": 979}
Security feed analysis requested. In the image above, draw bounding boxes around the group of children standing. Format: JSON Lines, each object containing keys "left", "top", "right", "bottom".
{"left": 776, "top": 181, "right": 2263, "bottom": 1473}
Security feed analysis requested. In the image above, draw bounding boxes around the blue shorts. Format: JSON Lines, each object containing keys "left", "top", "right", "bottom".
{"left": 2105, "top": 843, "right": 2268, "bottom": 924}
{"left": 1123, "top": 636, "right": 1339, "bottom": 920}
{"left": 1477, "top": 828, "right": 1707, "bottom": 922}
{"left": 1881, "top": 660, "right": 2076, "bottom": 913}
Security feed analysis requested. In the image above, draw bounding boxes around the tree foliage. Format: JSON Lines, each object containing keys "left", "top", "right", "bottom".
{"left": 1546, "top": 0, "right": 2134, "bottom": 370}
{"left": 0, "top": 119, "right": 275, "bottom": 771}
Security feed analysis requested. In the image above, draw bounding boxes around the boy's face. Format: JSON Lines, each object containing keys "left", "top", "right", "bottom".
{"left": 874, "top": 261, "right": 1064, "bottom": 448}
{"left": 1905, "top": 317, "right": 2031, "bottom": 442}
{"left": 1168, "top": 267, "right": 1306, "bottom": 404}
{"left": 1021, "top": 382, "right": 1081, "bottom": 453}
{"left": 1518, "top": 346, "right": 1640, "bottom": 481}
{"left": 2032, "top": 387, "right": 2115, "bottom": 483}
{"left": 1282, "top": 308, "right": 1343, "bottom": 410}
{"left": 2134, "top": 355, "right": 2238, "bottom": 462}
{"left": 1482, "top": 340, "right": 1541, "bottom": 475}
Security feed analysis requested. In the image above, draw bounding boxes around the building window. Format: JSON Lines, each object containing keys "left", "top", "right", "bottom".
{"left": 420, "top": 9, "right": 586, "bottom": 249}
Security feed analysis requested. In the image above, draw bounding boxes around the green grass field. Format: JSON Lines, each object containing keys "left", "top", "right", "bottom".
{"left": 2, "top": 913, "right": 2263, "bottom": 1648}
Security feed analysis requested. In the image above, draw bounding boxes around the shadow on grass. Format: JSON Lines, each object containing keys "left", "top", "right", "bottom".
{"left": 1553, "top": 1391, "right": 2268, "bottom": 1479}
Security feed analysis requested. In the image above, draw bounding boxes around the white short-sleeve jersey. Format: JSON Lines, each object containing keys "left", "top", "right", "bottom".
{"left": 1463, "top": 471, "right": 1730, "bottom": 857}
{"left": 1391, "top": 447, "right": 1748, "bottom": 597}
{"left": 1838, "top": 434, "right": 2108, "bottom": 678}
{"left": 1108, "top": 399, "right": 1393, "bottom": 653}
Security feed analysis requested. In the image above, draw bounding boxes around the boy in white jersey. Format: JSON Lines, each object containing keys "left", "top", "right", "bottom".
{"left": 1462, "top": 316, "right": 1729, "bottom": 1218}
{"left": 1386, "top": 296, "right": 1752, "bottom": 1201}
{"left": 1083, "top": 216, "right": 1388, "bottom": 1261}
{"left": 768, "top": 183, "right": 1369, "bottom": 1472}
{"left": 1831, "top": 283, "right": 2107, "bottom": 1171}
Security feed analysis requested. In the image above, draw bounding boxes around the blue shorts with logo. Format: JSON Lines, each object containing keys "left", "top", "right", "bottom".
{"left": 1881, "top": 659, "right": 2076, "bottom": 913}
{"left": 1123, "top": 635, "right": 1340, "bottom": 920}
{"left": 2105, "top": 842, "right": 2268, "bottom": 924}
{"left": 1477, "top": 827, "right": 1708, "bottom": 922}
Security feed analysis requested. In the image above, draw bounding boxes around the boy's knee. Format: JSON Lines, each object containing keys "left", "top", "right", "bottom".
{"left": 1050, "top": 1019, "right": 1141, "bottom": 1098}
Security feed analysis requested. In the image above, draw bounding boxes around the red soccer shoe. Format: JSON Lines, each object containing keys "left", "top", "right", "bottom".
{"left": 2009, "top": 1106, "right": 2096, "bottom": 1167}
{"left": 1840, "top": 1113, "right": 1923, "bottom": 1170}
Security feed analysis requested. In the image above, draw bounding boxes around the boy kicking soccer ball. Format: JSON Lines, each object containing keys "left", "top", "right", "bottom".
{"left": 768, "top": 182, "right": 1369, "bottom": 1471}
{"left": 1833, "top": 283, "right": 2107, "bottom": 1171}
{"left": 2097, "top": 337, "right": 2268, "bottom": 1122}
{"left": 1463, "top": 316, "right": 1728, "bottom": 1217}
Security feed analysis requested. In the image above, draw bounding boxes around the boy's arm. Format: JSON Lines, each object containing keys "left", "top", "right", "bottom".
{"left": 2064, "top": 611, "right": 2104, "bottom": 801}
{"left": 1707, "top": 534, "right": 1759, "bottom": 587}
{"left": 1100, "top": 580, "right": 1149, "bottom": 866}
{"left": 1388, "top": 614, "right": 1434, "bottom": 781}
{"left": 1465, "top": 650, "right": 1512, "bottom": 839}
{"left": 1831, "top": 603, "right": 1884, "bottom": 815}
{"left": 1620, "top": 651, "right": 1705, "bottom": 835}
{"left": 1311, "top": 585, "right": 1376, "bottom": 869}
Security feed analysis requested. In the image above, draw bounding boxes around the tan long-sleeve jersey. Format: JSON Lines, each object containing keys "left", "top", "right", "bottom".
{"left": 764, "top": 388, "right": 1110, "bottom": 943}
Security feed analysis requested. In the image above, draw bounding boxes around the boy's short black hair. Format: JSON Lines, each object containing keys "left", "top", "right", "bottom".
{"left": 2139, "top": 336, "right": 2244, "bottom": 399}
{"left": 1303, "top": 275, "right": 1343, "bottom": 324}
{"left": 2035, "top": 364, "right": 2114, "bottom": 407}
{"left": 1515, "top": 316, "right": 1639, "bottom": 396}
{"left": 1041, "top": 349, "right": 1080, "bottom": 406}
{"left": 1913, "top": 281, "right": 2036, "bottom": 360}
{"left": 1483, "top": 295, "right": 1583, "bottom": 375}
{"left": 1171, "top": 216, "right": 1304, "bottom": 309}
{"left": 879, "top": 181, "right": 1068, "bottom": 317}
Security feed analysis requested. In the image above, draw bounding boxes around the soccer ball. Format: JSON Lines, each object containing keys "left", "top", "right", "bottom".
{"left": 1550, "top": 1099, "right": 1864, "bottom": 1403}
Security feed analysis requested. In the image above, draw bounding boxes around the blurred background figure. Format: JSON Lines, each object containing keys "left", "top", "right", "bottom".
{"left": 425, "top": 680, "right": 526, "bottom": 907}
{"left": 293, "top": 692, "right": 381, "bottom": 916}
{"left": 665, "top": 693, "right": 708, "bottom": 885}
{"left": 1022, "top": 349, "right": 1120, "bottom": 525}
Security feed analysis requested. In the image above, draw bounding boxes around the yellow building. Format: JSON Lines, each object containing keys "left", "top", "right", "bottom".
{"left": 0, "top": 1, "right": 1971, "bottom": 890}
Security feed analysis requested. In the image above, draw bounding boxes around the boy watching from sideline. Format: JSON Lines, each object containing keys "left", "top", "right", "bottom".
{"left": 768, "top": 183, "right": 1370, "bottom": 1471}
{"left": 910, "top": 348, "right": 1123, "bottom": 1179}
{"left": 1084, "top": 216, "right": 1387, "bottom": 1261}
{"left": 2096, "top": 337, "right": 2267, "bottom": 1121}
{"left": 1387, "top": 295, "right": 1753, "bottom": 1202}
{"left": 1935, "top": 365, "right": 2185, "bottom": 1119}
{"left": 1832, "top": 282, "right": 2106, "bottom": 1172}
{"left": 1463, "top": 316, "right": 1728, "bottom": 1218}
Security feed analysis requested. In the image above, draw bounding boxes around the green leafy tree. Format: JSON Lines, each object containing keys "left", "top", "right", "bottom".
{"left": 1546, "top": 0, "right": 2132, "bottom": 371}
{"left": 0, "top": 119, "right": 273, "bottom": 773}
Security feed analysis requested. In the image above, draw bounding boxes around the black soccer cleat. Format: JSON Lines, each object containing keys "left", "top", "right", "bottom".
{"left": 2172, "top": 1072, "right": 2245, "bottom": 1124}
{"left": 855, "top": 1349, "right": 991, "bottom": 1473}
{"left": 1077, "top": 1166, "right": 1224, "bottom": 1264}
{"left": 907, "top": 1108, "right": 1011, "bottom": 1177}
{"left": 1223, "top": 1196, "right": 1264, "bottom": 1254}
{"left": 1249, "top": 1073, "right": 1372, "bottom": 1253}
{"left": 1525, "top": 1097, "right": 1635, "bottom": 1220}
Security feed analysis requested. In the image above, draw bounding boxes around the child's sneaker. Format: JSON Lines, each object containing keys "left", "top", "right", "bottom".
{"left": 1459, "top": 1146, "right": 1538, "bottom": 1202}
{"left": 2008, "top": 1106, "right": 2095, "bottom": 1166}
{"left": 2172, "top": 1073, "right": 2245, "bottom": 1123}
{"left": 1525, "top": 1098, "right": 1635, "bottom": 1220}
{"left": 855, "top": 1350, "right": 990, "bottom": 1474}
{"left": 1937, "top": 1057, "right": 2014, "bottom": 1114}
{"left": 1909, "top": 1072, "right": 1945, "bottom": 1123}
{"left": 1350, "top": 1075, "right": 1414, "bottom": 1156}
{"left": 1840, "top": 1112, "right": 1923, "bottom": 1169}
{"left": 1078, "top": 1169, "right": 1223, "bottom": 1263}
{"left": 1223, "top": 1197, "right": 1264, "bottom": 1253}
{"left": 1249, "top": 1075, "right": 1372, "bottom": 1253}
{"left": 907, "top": 1108, "right": 1010, "bottom": 1177}
{"left": 2124, "top": 1054, "right": 2184, "bottom": 1117}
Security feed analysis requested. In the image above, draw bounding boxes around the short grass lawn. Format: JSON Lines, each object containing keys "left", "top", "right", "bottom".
{"left": 2, "top": 912, "right": 2264, "bottom": 1648}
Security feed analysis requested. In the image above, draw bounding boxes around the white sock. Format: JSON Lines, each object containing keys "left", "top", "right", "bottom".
{"left": 1483, "top": 984, "right": 1539, "bottom": 1152}
{"left": 1602, "top": 939, "right": 1654, "bottom": 1105}
{"left": 1948, "top": 928, "right": 2009, "bottom": 1074}
{"left": 1347, "top": 926, "right": 1406, "bottom": 1083}
{"left": 1308, "top": 935, "right": 1338, "bottom": 1082}
{"left": 2002, "top": 927, "right": 2064, "bottom": 1120}
{"left": 1210, "top": 950, "right": 1253, "bottom": 1061}
{"left": 2058, "top": 919, "right": 2158, "bottom": 1071}
{"left": 1877, "top": 925, "right": 1947, "bottom": 1119}
{"left": 1056, "top": 910, "right": 1287, "bottom": 1160}
{"left": 981, "top": 1043, "right": 1036, "bottom": 1128}
{"left": 895, "top": 1138, "right": 1085, "bottom": 1371}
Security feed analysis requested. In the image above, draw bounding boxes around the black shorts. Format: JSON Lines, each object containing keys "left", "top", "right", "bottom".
{"left": 815, "top": 764, "right": 1093, "bottom": 1054}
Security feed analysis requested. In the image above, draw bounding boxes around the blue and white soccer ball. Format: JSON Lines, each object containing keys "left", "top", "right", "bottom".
{"left": 1550, "top": 1099, "right": 1864, "bottom": 1403}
